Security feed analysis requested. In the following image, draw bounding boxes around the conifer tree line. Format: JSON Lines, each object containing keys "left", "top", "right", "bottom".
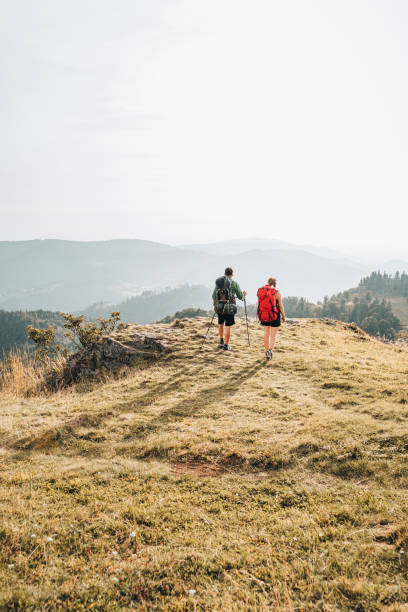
{"left": 358, "top": 271, "right": 408, "bottom": 296}
{"left": 0, "top": 310, "right": 66, "bottom": 355}
{"left": 282, "top": 271, "right": 406, "bottom": 340}
{"left": 283, "top": 295, "right": 401, "bottom": 339}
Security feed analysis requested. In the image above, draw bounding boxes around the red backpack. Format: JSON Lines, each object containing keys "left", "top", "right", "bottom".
{"left": 257, "top": 285, "right": 279, "bottom": 322}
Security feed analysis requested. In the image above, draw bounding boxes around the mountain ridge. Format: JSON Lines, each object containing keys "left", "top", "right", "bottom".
{"left": 1, "top": 238, "right": 407, "bottom": 312}
{"left": 0, "top": 239, "right": 368, "bottom": 311}
{"left": 180, "top": 237, "right": 351, "bottom": 260}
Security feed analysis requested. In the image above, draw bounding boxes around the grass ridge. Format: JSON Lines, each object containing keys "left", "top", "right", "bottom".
{"left": 1, "top": 317, "right": 408, "bottom": 610}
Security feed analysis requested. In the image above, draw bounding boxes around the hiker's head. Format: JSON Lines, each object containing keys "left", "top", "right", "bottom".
{"left": 225, "top": 267, "right": 233, "bottom": 277}
{"left": 268, "top": 277, "right": 277, "bottom": 287}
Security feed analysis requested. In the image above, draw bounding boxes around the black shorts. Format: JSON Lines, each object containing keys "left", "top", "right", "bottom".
{"left": 218, "top": 313, "right": 235, "bottom": 327}
{"left": 260, "top": 315, "right": 281, "bottom": 328}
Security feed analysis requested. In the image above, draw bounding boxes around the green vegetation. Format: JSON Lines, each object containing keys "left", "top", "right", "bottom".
{"left": 1, "top": 318, "right": 408, "bottom": 609}
{"left": 0, "top": 310, "right": 66, "bottom": 355}
{"left": 245, "top": 294, "right": 401, "bottom": 340}
{"left": 26, "top": 324, "right": 62, "bottom": 362}
{"left": 0, "top": 310, "right": 126, "bottom": 359}
{"left": 387, "top": 296, "right": 408, "bottom": 328}
{"left": 285, "top": 294, "right": 401, "bottom": 340}
{"left": 359, "top": 270, "right": 408, "bottom": 295}
{"left": 3, "top": 272, "right": 406, "bottom": 358}
{"left": 26, "top": 312, "right": 125, "bottom": 358}
{"left": 61, "top": 311, "right": 125, "bottom": 349}
{"left": 0, "top": 313, "right": 128, "bottom": 396}
{"left": 244, "top": 273, "right": 408, "bottom": 340}
{"left": 282, "top": 296, "right": 316, "bottom": 318}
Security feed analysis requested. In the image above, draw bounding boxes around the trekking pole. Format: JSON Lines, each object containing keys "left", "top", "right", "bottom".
{"left": 200, "top": 310, "right": 216, "bottom": 350}
{"left": 244, "top": 297, "right": 250, "bottom": 346}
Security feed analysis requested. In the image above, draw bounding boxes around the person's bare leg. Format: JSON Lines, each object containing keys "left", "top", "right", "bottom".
{"left": 219, "top": 324, "right": 224, "bottom": 341}
{"left": 270, "top": 328, "right": 279, "bottom": 349}
{"left": 264, "top": 327, "right": 270, "bottom": 350}
{"left": 224, "top": 325, "right": 231, "bottom": 345}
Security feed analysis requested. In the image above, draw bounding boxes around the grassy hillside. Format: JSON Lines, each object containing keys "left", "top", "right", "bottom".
{"left": 1, "top": 318, "right": 408, "bottom": 609}
{"left": 389, "top": 296, "right": 408, "bottom": 327}
{"left": 358, "top": 273, "right": 408, "bottom": 330}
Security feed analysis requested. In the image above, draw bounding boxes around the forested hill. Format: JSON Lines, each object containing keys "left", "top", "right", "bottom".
{"left": 359, "top": 271, "right": 408, "bottom": 295}
{"left": 279, "top": 271, "right": 407, "bottom": 339}
{"left": 0, "top": 310, "right": 66, "bottom": 355}
{"left": 82, "top": 284, "right": 212, "bottom": 325}
{"left": 0, "top": 285, "right": 212, "bottom": 355}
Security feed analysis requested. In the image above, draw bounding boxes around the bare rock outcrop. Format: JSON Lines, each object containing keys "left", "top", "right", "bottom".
{"left": 49, "top": 333, "right": 168, "bottom": 387}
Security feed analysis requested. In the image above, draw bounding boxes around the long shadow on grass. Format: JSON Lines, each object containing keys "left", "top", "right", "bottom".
{"left": 9, "top": 365, "right": 205, "bottom": 452}
{"left": 128, "top": 364, "right": 206, "bottom": 407}
{"left": 123, "top": 358, "right": 265, "bottom": 440}
{"left": 10, "top": 359, "right": 263, "bottom": 453}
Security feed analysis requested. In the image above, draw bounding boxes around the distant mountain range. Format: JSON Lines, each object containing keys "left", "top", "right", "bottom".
{"left": 181, "top": 237, "right": 350, "bottom": 261}
{"left": 82, "top": 285, "right": 212, "bottom": 325}
{"left": 0, "top": 238, "right": 407, "bottom": 312}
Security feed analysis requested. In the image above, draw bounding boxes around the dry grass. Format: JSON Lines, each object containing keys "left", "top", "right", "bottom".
{"left": 0, "top": 349, "right": 48, "bottom": 398}
{"left": 0, "top": 349, "right": 68, "bottom": 398}
{"left": 1, "top": 317, "right": 408, "bottom": 610}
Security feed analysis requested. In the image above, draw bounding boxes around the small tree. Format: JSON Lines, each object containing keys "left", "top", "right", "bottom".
{"left": 26, "top": 325, "right": 65, "bottom": 361}
{"left": 27, "top": 311, "right": 125, "bottom": 359}
{"left": 60, "top": 311, "right": 125, "bottom": 349}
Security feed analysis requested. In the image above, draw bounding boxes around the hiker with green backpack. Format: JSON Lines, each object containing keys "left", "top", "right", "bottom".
{"left": 212, "top": 267, "right": 247, "bottom": 351}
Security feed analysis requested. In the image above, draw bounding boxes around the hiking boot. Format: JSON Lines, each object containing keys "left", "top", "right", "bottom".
{"left": 223, "top": 344, "right": 231, "bottom": 351}
{"left": 265, "top": 349, "right": 273, "bottom": 360}
{"left": 269, "top": 349, "right": 273, "bottom": 360}
{"left": 218, "top": 339, "right": 224, "bottom": 348}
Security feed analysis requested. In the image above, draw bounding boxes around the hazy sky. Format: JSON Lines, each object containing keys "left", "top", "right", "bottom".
{"left": 1, "top": 0, "right": 408, "bottom": 257}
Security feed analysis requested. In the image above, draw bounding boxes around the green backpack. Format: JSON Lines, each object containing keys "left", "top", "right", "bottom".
{"left": 214, "top": 276, "right": 237, "bottom": 315}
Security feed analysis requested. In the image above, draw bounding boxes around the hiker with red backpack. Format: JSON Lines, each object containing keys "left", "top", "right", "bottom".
{"left": 212, "top": 267, "right": 247, "bottom": 351}
{"left": 257, "top": 277, "right": 286, "bottom": 360}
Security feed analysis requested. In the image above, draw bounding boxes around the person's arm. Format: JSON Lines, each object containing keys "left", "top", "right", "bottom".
{"left": 232, "top": 281, "right": 246, "bottom": 301}
{"left": 277, "top": 291, "right": 285, "bottom": 322}
{"left": 212, "top": 287, "right": 217, "bottom": 305}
